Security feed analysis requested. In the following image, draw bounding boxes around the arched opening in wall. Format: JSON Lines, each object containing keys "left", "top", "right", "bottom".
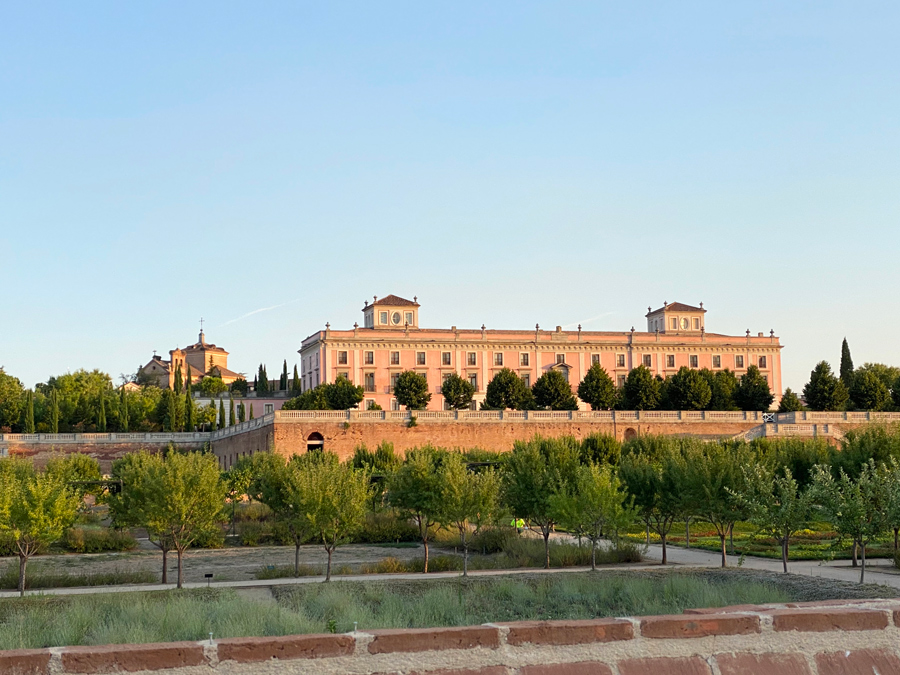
{"left": 307, "top": 432, "right": 325, "bottom": 453}
{"left": 623, "top": 428, "right": 637, "bottom": 441}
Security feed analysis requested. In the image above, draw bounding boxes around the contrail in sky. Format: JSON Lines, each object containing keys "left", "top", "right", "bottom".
{"left": 220, "top": 299, "right": 303, "bottom": 327}
{"left": 561, "top": 312, "right": 616, "bottom": 331}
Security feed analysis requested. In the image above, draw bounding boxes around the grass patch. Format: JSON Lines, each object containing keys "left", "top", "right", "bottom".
{"left": 0, "top": 564, "right": 155, "bottom": 590}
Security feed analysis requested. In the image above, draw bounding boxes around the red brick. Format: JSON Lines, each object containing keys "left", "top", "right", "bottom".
{"left": 217, "top": 633, "right": 354, "bottom": 663}
{"left": 404, "top": 669, "right": 510, "bottom": 675}
{"left": 367, "top": 626, "right": 500, "bottom": 654}
{"left": 520, "top": 663, "right": 613, "bottom": 675}
{"left": 0, "top": 650, "right": 51, "bottom": 675}
{"left": 502, "top": 619, "right": 633, "bottom": 646}
{"left": 617, "top": 656, "right": 712, "bottom": 675}
{"left": 684, "top": 604, "right": 777, "bottom": 615}
{"left": 716, "top": 653, "right": 812, "bottom": 675}
{"left": 894, "top": 607, "right": 900, "bottom": 627}
{"left": 60, "top": 642, "right": 206, "bottom": 673}
{"left": 639, "top": 614, "right": 759, "bottom": 639}
{"left": 771, "top": 608, "right": 889, "bottom": 632}
{"left": 815, "top": 648, "right": 900, "bottom": 675}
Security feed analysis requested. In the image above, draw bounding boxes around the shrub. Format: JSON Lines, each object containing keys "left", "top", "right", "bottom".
{"left": 234, "top": 502, "right": 272, "bottom": 523}
{"left": 238, "top": 521, "right": 271, "bottom": 547}
{"left": 351, "top": 511, "right": 420, "bottom": 544}
{"left": 407, "top": 555, "right": 462, "bottom": 573}
{"left": 190, "top": 528, "right": 225, "bottom": 549}
{"left": 255, "top": 564, "right": 322, "bottom": 580}
{"left": 64, "top": 527, "right": 137, "bottom": 554}
{"left": 360, "top": 557, "right": 410, "bottom": 574}
{"left": 0, "top": 564, "right": 154, "bottom": 590}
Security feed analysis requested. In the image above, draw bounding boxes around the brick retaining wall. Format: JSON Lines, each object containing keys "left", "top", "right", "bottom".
{"left": 7, "top": 599, "right": 900, "bottom": 674}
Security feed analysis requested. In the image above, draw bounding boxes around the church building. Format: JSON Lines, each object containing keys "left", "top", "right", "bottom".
{"left": 139, "top": 329, "right": 242, "bottom": 389}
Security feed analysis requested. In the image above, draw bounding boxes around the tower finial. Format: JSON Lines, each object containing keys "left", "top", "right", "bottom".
{"left": 199, "top": 317, "right": 205, "bottom": 344}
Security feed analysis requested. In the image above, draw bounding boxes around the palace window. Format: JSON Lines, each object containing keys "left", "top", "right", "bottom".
{"left": 759, "top": 356, "right": 767, "bottom": 368}
{"left": 380, "top": 311, "right": 388, "bottom": 325}
{"left": 690, "top": 355, "right": 699, "bottom": 368}
{"left": 521, "top": 353, "right": 530, "bottom": 366}
{"left": 405, "top": 312, "right": 414, "bottom": 325}
{"left": 442, "top": 352, "right": 452, "bottom": 366}
{"left": 617, "top": 375, "right": 626, "bottom": 388}
{"left": 391, "top": 399, "right": 400, "bottom": 411}
{"left": 390, "top": 373, "right": 400, "bottom": 391}
{"left": 364, "top": 351, "right": 374, "bottom": 365}
{"left": 338, "top": 351, "right": 348, "bottom": 365}
{"left": 469, "top": 373, "right": 478, "bottom": 391}
{"left": 736, "top": 355, "right": 745, "bottom": 368}
{"left": 712, "top": 355, "right": 721, "bottom": 368}
{"left": 468, "top": 352, "right": 477, "bottom": 366}
{"left": 366, "top": 399, "right": 377, "bottom": 410}
{"left": 364, "top": 373, "right": 375, "bottom": 392}
{"left": 556, "top": 354, "right": 565, "bottom": 364}
{"left": 264, "top": 404, "right": 274, "bottom": 414}
{"left": 591, "top": 354, "right": 600, "bottom": 365}
{"left": 494, "top": 353, "right": 504, "bottom": 366}
{"left": 642, "top": 354, "right": 652, "bottom": 368}
{"left": 693, "top": 318, "right": 700, "bottom": 330}
{"left": 417, "top": 351, "right": 426, "bottom": 365}
{"left": 390, "top": 351, "right": 400, "bottom": 365}
{"left": 671, "top": 318, "right": 678, "bottom": 329}
{"left": 617, "top": 354, "right": 626, "bottom": 368}
{"left": 667, "top": 354, "right": 675, "bottom": 368}
{"left": 521, "top": 373, "right": 531, "bottom": 387}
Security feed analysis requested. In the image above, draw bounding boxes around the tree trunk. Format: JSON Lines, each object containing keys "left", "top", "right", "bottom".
{"left": 591, "top": 540, "right": 596, "bottom": 571}
{"left": 720, "top": 533, "right": 727, "bottom": 568}
{"left": 326, "top": 548, "right": 333, "bottom": 582}
{"left": 782, "top": 538, "right": 789, "bottom": 574}
{"left": 685, "top": 518, "right": 690, "bottom": 549}
{"left": 661, "top": 532, "right": 667, "bottom": 565}
{"left": 162, "top": 549, "right": 168, "bottom": 584}
{"left": 728, "top": 523, "right": 734, "bottom": 555}
{"left": 294, "top": 542, "right": 301, "bottom": 577}
{"left": 543, "top": 528, "right": 551, "bottom": 569}
{"left": 860, "top": 542, "right": 866, "bottom": 584}
{"left": 18, "top": 554, "right": 27, "bottom": 597}
{"left": 645, "top": 524, "right": 650, "bottom": 545}
{"left": 852, "top": 540, "right": 858, "bottom": 567}
{"left": 463, "top": 541, "right": 469, "bottom": 577}
{"left": 423, "top": 539, "right": 429, "bottom": 573}
{"left": 894, "top": 527, "right": 898, "bottom": 554}
{"left": 176, "top": 549, "right": 184, "bottom": 589}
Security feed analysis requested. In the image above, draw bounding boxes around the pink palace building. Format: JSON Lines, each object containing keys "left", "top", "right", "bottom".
{"left": 298, "top": 295, "right": 784, "bottom": 411}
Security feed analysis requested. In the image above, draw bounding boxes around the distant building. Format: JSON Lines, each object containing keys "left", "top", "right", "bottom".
{"left": 299, "top": 295, "right": 784, "bottom": 411}
{"left": 139, "top": 330, "right": 243, "bottom": 389}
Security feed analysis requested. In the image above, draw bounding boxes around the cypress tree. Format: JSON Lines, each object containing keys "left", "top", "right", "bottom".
{"left": 238, "top": 401, "right": 245, "bottom": 423}
{"left": 24, "top": 390, "right": 35, "bottom": 434}
{"left": 185, "top": 394, "right": 195, "bottom": 432}
{"left": 174, "top": 363, "right": 183, "bottom": 395}
{"left": 253, "top": 374, "right": 258, "bottom": 392}
{"left": 166, "top": 391, "right": 177, "bottom": 432}
{"left": 185, "top": 364, "right": 193, "bottom": 392}
{"left": 97, "top": 395, "right": 107, "bottom": 432}
{"left": 280, "top": 360, "right": 288, "bottom": 390}
{"left": 119, "top": 389, "right": 129, "bottom": 432}
{"left": 292, "top": 365, "right": 301, "bottom": 394}
{"left": 249, "top": 402, "right": 254, "bottom": 420}
{"left": 218, "top": 399, "right": 226, "bottom": 430}
{"left": 228, "top": 396, "right": 235, "bottom": 426}
{"left": 50, "top": 389, "right": 59, "bottom": 434}
{"left": 257, "top": 364, "right": 269, "bottom": 394}
{"left": 840, "top": 338, "right": 854, "bottom": 386}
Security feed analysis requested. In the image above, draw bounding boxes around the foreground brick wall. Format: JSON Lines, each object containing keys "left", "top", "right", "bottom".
{"left": 7, "top": 599, "right": 900, "bottom": 674}
{"left": 7, "top": 443, "right": 205, "bottom": 472}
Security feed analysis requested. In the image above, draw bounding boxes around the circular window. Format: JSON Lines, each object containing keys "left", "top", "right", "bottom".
{"left": 392, "top": 312, "right": 402, "bottom": 325}
{"left": 680, "top": 318, "right": 689, "bottom": 330}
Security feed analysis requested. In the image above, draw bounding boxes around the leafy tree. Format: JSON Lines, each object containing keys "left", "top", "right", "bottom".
{"left": 840, "top": 338, "right": 854, "bottom": 386}
{"left": 855, "top": 363, "right": 900, "bottom": 392}
{"left": 388, "top": 446, "right": 445, "bottom": 572}
{"left": 283, "top": 379, "right": 365, "bottom": 411}
{"left": 230, "top": 377, "right": 248, "bottom": 395}
{"left": 678, "top": 441, "right": 750, "bottom": 567}
{"left": 284, "top": 386, "right": 330, "bottom": 410}
{"left": 97, "top": 395, "right": 107, "bottom": 432}
{"left": 393, "top": 371, "right": 431, "bottom": 410}
{"left": 173, "top": 363, "right": 183, "bottom": 395}
{"left": 483, "top": 368, "right": 533, "bottom": 410}
{"left": 198, "top": 401, "right": 217, "bottom": 430}
{"left": 440, "top": 373, "right": 475, "bottom": 410}
{"left": 292, "top": 365, "right": 301, "bottom": 395}
{"left": 533, "top": 370, "right": 578, "bottom": 410}
{"left": 621, "top": 366, "right": 660, "bottom": 410}
{"left": 0, "top": 368, "right": 25, "bottom": 431}
{"left": 550, "top": 463, "right": 634, "bottom": 570}
{"left": 198, "top": 376, "right": 227, "bottom": 398}
{"left": 577, "top": 364, "right": 617, "bottom": 410}
{"left": 351, "top": 441, "right": 402, "bottom": 475}
{"left": 732, "top": 464, "right": 813, "bottom": 573}
{"left": 812, "top": 460, "right": 890, "bottom": 583}
{"left": 777, "top": 388, "right": 803, "bottom": 413}
{"left": 734, "top": 365, "right": 775, "bottom": 411}
{"left": 46, "top": 453, "right": 102, "bottom": 503}
{"left": 218, "top": 399, "right": 226, "bottom": 430}
{"left": 36, "top": 370, "right": 113, "bottom": 432}
{"left": 256, "top": 365, "right": 269, "bottom": 394}
{"left": 618, "top": 443, "right": 680, "bottom": 564}
{"left": 830, "top": 424, "right": 900, "bottom": 480}
{"left": 702, "top": 369, "right": 739, "bottom": 411}
{"left": 666, "top": 367, "right": 711, "bottom": 410}
{"left": 803, "top": 361, "right": 849, "bottom": 411}
{"left": 0, "top": 460, "right": 79, "bottom": 595}
{"left": 118, "top": 389, "right": 128, "bottom": 432}
{"left": 23, "top": 390, "right": 35, "bottom": 434}
{"left": 439, "top": 453, "right": 500, "bottom": 576}
{"left": 501, "top": 436, "right": 580, "bottom": 568}
{"left": 849, "top": 370, "right": 891, "bottom": 411}
{"left": 579, "top": 433, "right": 621, "bottom": 466}
{"left": 295, "top": 455, "right": 370, "bottom": 581}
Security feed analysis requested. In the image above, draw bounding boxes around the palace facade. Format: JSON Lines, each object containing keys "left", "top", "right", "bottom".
{"left": 298, "top": 295, "right": 783, "bottom": 411}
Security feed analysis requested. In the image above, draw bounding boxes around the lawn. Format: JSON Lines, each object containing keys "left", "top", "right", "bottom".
{"left": 623, "top": 521, "right": 898, "bottom": 561}
{"left": 0, "top": 569, "right": 896, "bottom": 649}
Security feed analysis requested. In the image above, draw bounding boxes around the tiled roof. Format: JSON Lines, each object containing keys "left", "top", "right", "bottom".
{"left": 647, "top": 302, "right": 705, "bottom": 315}
{"left": 369, "top": 295, "right": 419, "bottom": 307}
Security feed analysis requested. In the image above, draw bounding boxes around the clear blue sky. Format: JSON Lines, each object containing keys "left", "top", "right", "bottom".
{"left": 3, "top": 2, "right": 899, "bottom": 391}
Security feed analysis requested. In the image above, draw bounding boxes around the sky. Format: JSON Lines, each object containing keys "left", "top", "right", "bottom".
{"left": 2, "top": 2, "right": 899, "bottom": 391}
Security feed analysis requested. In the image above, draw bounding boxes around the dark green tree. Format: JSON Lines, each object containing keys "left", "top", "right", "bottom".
{"left": 326, "top": 378, "right": 365, "bottom": 410}
{"left": 23, "top": 390, "right": 35, "bottom": 434}
{"left": 440, "top": 373, "right": 475, "bottom": 410}
{"left": 483, "top": 368, "right": 533, "bottom": 410}
{"left": 701, "top": 369, "right": 739, "bottom": 411}
{"left": 0, "top": 368, "right": 25, "bottom": 431}
{"left": 237, "top": 401, "right": 245, "bottom": 423}
{"left": 393, "top": 371, "right": 431, "bottom": 410}
{"left": 173, "top": 363, "right": 183, "bottom": 395}
{"left": 96, "top": 394, "right": 106, "bottom": 432}
{"left": 256, "top": 365, "right": 269, "bottom": 394}
{"left": 894, "top": 378, "right": 900, "bottom": 411}
{"left": 228, "top": 396, "right": 236, "bottom": 426}
{"left": 184, "top": 392, "right": 195, "bottom": 431}
{"left": 855, "top": 363, "right": 900, "bottom": 392}
{"left": 577, "top": 363, "right": 617, "bottom": 410}
{"left": 777, "top": 388, "right": 803, "bottom": 413}
{"left": 839, "top": 338, "right": 854, "bottom": 387}
{"left": 280, "top": 360, "right": 288, "bottom": 391}
{"left": 849, "top": 370, "right": 891, "bottom": 411}
{"left": 292, "top": 365, "right": 301, "bottom": 394}
{"left": 666, "top": 367, "right": 712, "bottom": 410}
{"left": 230, "top": 377, "right": 248, "bottom": 395}
{"left": 622, "top": 365, "right": 660, "bottom": 410}
{"left": 803, "top": 361, "right": 849, "bottom": 411}
{"left": 532, "top": 370, "right": 578, "bottom": 410}
{"left": 734, "top": 365, "right": 775, "bottom": 411}
{"left": 218, "top": 399, "right": 226, "bottom": 430}
{"left": 50, "top": 389, "right": 60, "bottom": 433}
